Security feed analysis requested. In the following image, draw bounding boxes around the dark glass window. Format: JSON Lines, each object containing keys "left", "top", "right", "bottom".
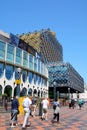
{"left": 22, "top": 70, "right": 27, "bottom": 83}
{"left": 38, "top": 75, "right": 41, "bottom": 86}
{"left": 16, "top": 48, "right": 22, "bottom": 65}
{"left": 41, "top": 62, "right": 44, "bottom": 74}
{"left": 5, "top": 65, "right": 13, "bottom": 80}
{"left": 7, "top": 44, "right": 14, "bottom": 63}
{"left": 34, "top": 74, "right": 36, "bottom": 85}
{"left": 38, "top": 59, "right": 40, "bottom": 73}
{"left": 23, "top": 51, "right": 28, "bottom": 68}
{"left": 0, "top": 63, "right": 4, "bottom": 78}
{"left": 0, "top": 41, "right": 6, "bottom": 60}
{"left": 28, "top": 72, "right": 33, "bottom": 84}
{"left": 34, "top": 57, "right": 37, "bottom": 72}
{"left": 29, "top": 54, "right": 33, "bottom": 70}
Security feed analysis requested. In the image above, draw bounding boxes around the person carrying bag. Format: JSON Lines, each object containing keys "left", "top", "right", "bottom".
{"left": 51, "top": 98, "right": 60, "bottom": 123}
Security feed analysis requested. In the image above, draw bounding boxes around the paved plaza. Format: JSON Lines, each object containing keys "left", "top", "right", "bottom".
{"left": 0, "top": 103, "right": 87, "bottom": 130}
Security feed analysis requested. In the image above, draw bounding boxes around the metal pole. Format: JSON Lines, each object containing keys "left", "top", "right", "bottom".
{"left": 57, "top": 91, "right": 59, "bottom": 100}
{"left": 54, "top": 86, "right": 56, "bottom": 99}
{"left": 15, "top": 68, "right": 21, "bottom": 97}
{"left": 68, "top": 88, "right": 70, "bottom": 100}
{"left": 53, "top": 81, "right": 56, "bottom": 99}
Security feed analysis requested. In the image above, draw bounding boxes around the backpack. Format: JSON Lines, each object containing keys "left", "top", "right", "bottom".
{"left": 32, "top": 98, "right": 36, "bottom": 105}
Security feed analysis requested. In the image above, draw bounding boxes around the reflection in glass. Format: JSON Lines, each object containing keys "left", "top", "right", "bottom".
{"left": 23, "top": 51, "right": 28, "bottom": 68}
{"left": 7, "top": 44, "right": 14, "bottom": 63}
{"left": 22, "top": 70, "right": 27, "bottom": 83}
{"left": 0, "top": 41, "right": 6, "bottom": 60}
{"left": 38, "top": 59, "right": 41, "bottom": 73}
{"left": 0, "top": 63, "right": 4, "bottom": 78}
{"left": 34, "top": 57, "right": 37, "bottom": 72}
{"left": 29, "top": 54, "right": 33, "bottom": 70}
{"left": 38, "top": 75, "right": 41, "bottom": 86}
{"left": 6, "top": 65, "right": 13, "bottom": 80}
{"left": 16, "top": 48, "right": 22, "bottom": 65}
{"left": 28, "top": 72, "right": 33, "bottom": 84}
{"left": 34, "top": 74, "right": 36, "bottom": 85}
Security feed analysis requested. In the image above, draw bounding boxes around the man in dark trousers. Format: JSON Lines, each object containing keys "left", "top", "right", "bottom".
{"left": 31, "top": 95, "right": 37, "bottom": 117}
{"left": 11, "top": 96, "right": 19, "bottom": 127}
{"left": 71, "top": 99, "right": 75, "bottom": 109}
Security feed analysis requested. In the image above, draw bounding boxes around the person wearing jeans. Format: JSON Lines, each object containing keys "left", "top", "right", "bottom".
{"left": 11, "top": 96, "right": 19, "bottom": 127}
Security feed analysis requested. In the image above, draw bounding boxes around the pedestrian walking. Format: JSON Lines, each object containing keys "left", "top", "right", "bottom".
{"left": 78, "top": 99, "right": 83, "bottom": 110}
{"left": 71, "top": 98, "right": 75, "bottom": 109}
{"left": 22, "top": 95, "right": 32, "bottom": 129}
{"left": 51, "top": 98, "right": 60, "bottom": 123}
{"left": 10, "top": 96, "right": 19, "bottom": 127}
{"left": 41, "top": 97, "right": 49, "bottom": 121}
{"left": 31, "top": 94, "right": 37, "bottom": 117}
{"left": 68, "top": 99, "right": 71, "bottom": 109}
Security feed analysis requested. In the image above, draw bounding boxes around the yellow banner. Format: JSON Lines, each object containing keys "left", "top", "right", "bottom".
{"left": 18, "top": 97, "right": 25, "bottom": 114}
{"left": 15, "top": 80, "right": 21, "bottom": 84}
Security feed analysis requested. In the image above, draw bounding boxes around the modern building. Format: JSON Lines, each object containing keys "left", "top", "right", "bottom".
{"left": 77, "top": 83, "right": 87, "bottom": 100}
{"left": 47, "top": 62, "right": 84, "bottom": 99}
{"left": 20, "top": 29, "right": 84, "bottom": 95}
{"left": 0, "top": 30, "right": 48, "bottom": 98}
{"left": 19, "top": 29, "right": 84, "bottom": 99}
{"left": 19, "top": 29, "right": 63, "bottom": 63}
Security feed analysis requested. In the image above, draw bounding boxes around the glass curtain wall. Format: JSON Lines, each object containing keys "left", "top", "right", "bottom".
{"left": 5, "top": 65, "right": 13, "bottom": 80}
{"left": 6, "top": 44, "right": 14, "bottom": 63}
{"left": 0, "top": 41, "right": 6, "bottom": 60}
{"left": 22, "top": 70, "right": 27, "bottom": 83}
{"left": 34, "top": 57, "right": 37, "bottom": 72}
{"left": 0, "top": 63, "right": 4, "bottom": 78}
{"left": 16, "top": 48, "right": 22, "bottom": 65}
{"left": 29, "top": 54, "right": 33, "bottom": 70}
{"left": 23, "top": 51, "right": 28, "bottom": 68}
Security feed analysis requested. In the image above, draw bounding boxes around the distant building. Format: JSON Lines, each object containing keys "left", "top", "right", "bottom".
{"left": 79, "top": 83, "right": 87, "bottom": 100}
{"left": 19, "top": 29, "right": 63, "bottom": 63}
{"left": 19, "top": 29, "right": 84, "bottom": 99}
{"left": 47, "top": 62, "right": 84, "bottom": 98}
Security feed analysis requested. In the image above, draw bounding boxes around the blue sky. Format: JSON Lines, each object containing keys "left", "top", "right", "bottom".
{"left": 0, "top": 0, "right": 87, "bottom": 83}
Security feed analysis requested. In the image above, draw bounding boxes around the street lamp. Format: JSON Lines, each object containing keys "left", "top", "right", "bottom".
{"left": 53, "top": 81, "right": 57, "bottom": 100}
{"left": 68, "top": 88, "right": 70, "bottom": 100}
{"left": 57, "top": 91, "right": 59, "bottom": 100}
{"left": 76, "top": 91, "right": 79, "bottom": 100}
{"left": 15, "top": 68, "right": 21, "bottom": 97}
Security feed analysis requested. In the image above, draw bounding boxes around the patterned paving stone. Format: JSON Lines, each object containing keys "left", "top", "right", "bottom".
{"left": 0, "top": 104, "right": 87, "bottom": 130}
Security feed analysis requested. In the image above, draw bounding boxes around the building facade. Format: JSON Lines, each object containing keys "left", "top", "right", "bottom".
{"left": 0, "top": 31, "right": 48, "bottom": 98}
{"left": 48, "top": 62, "right": 84, "bottom": 98}
{"left": 19, "top": 29, "right": 84, "bottom": 99}
{"left": 20, "top": 29, "right": 84, "bottom": 98}
{"left": 19, "top": 29, "right": 63, "bottom": 63}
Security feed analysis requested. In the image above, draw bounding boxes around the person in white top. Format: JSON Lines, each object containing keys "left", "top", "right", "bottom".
{"left": 41, "top": 97, "right": 49, "bottom": 120}
{"left": 22, "top": 95, "right": 32, "bottom": 129}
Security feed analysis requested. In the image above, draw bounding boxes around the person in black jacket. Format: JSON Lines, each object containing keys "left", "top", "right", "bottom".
{"left": 10, "top": 96, "right": 19, "bottom": 127}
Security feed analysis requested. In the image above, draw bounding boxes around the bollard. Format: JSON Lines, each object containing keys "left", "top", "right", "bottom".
{"left": 39, "top": 102, "right": 42, "bottom": 116}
